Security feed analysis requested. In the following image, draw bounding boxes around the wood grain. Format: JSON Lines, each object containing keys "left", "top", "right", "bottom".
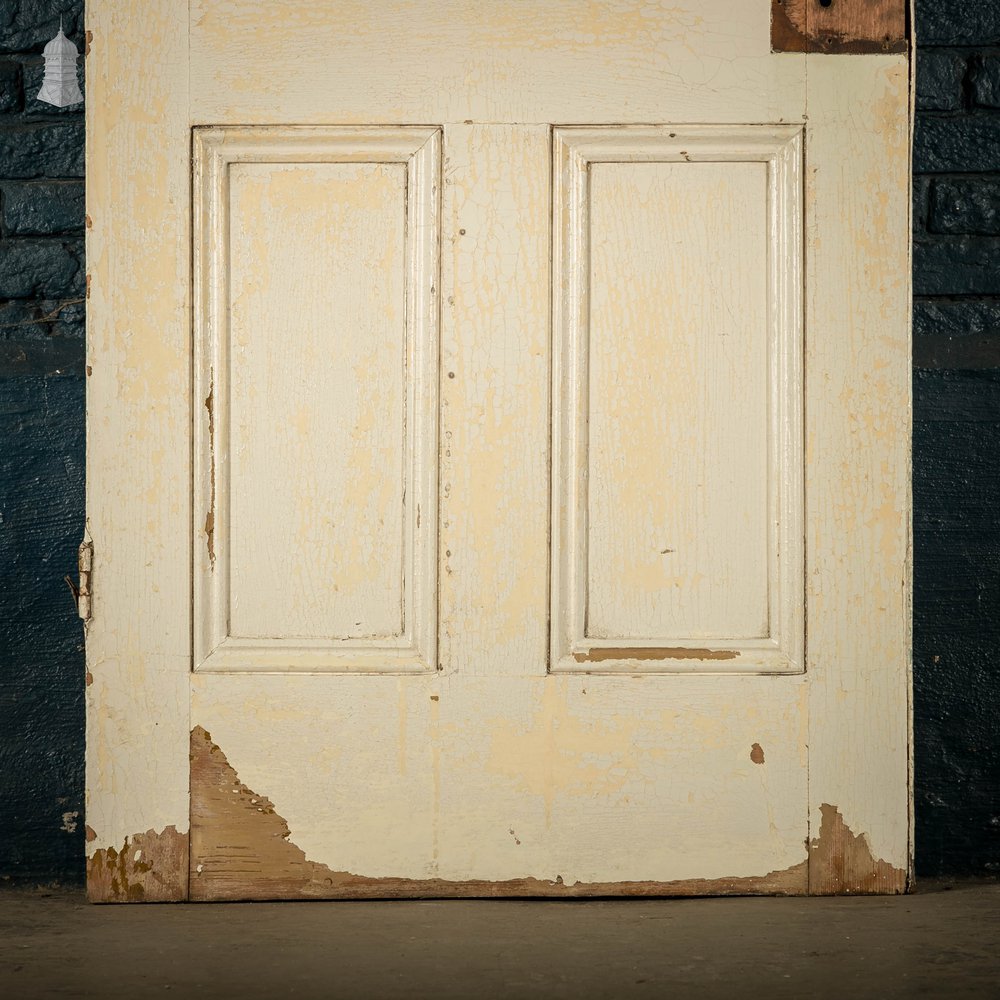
{"left": 587, "top": 159, "right": 770, "bottom": 642}
{"left": 85, "top": 0, "right": 191, "bottom": 900}
{"left": 550, "top": 126, "right": 804, "bottom": 675}
{"left": 772, "top": 0, "right": 907, "bottom": 54}
{"left": 192, "top": 127, "right": 440, "bottom": 673}
{"left": 804, "top": 57, "right": 912, "bottom": 890}
{"left": 191, "top": 725, "right": 808, "bottom": 900}
{"left": 89, "top": 0, "right": 911, "bottom": 901}
{"left": 87, "top": 827, "right": 188, "bottom": 903}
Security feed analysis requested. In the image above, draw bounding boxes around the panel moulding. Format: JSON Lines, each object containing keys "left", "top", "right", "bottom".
{"left": 550, "top": 125, "right": 804, "bottom": 675}
{"left": 192, "top": 126, "right": 441, "bottom": 673}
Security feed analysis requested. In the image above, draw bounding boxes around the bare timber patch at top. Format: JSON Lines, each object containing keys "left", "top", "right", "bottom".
{"left": 771, "top": 0, "right": 907, "bottom": 54}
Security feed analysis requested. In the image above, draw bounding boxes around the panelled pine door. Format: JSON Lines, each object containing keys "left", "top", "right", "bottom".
{"left": 85, "top": 0, "right": 912, "bottom": 901}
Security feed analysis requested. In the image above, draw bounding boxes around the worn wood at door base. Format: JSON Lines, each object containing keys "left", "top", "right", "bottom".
{"left": 87, "top": 826, "right": 188, "bottom": 903}
{"left": 190, "top": 727, "right": 904, "bottom": 901}
{"left": 772, "top": 0, "right": 907, "bottom": 54}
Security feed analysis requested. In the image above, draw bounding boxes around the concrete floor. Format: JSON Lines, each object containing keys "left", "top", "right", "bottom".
{"left": 1, "top": 881, "right": 998, "bottom": 999}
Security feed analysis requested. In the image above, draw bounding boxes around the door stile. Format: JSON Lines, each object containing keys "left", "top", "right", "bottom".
{"left": 803, "top": 55, "right": 912, "bottom": 894}
{"left": 85, "top": 0, "right": 193, "bottom": 901}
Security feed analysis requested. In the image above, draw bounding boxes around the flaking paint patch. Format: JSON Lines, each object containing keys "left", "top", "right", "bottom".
{"left": 809, "top": 804, "right": 907, "bottom": 895}
{"left": 573, "top": 647, "right": 740, "bottom": 663}
{"left": 189, "top": 725, "right": 808, "bottom": 900}
{"left": 87, "top": 825, "right": 188, "bottom": 902}
{"left": 771, "top": 0, "right": 906, "bottom": 54}
{"left": 204, "top": 375, "right": 215, "bottom": 568}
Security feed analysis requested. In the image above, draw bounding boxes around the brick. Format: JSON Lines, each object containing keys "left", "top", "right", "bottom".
{"left": 913, "top": 299, "right": 1000, "bottom": 368}
{"left": 913, "top": 176, "right": 932, "bottom": 235}
{"left": 970, "top": 55, "right": 1000, "bottom": 109}
{"left": 916, "top": 51, "right": 966, "bottom": 112}
{"left": 914, "top": 236, "right": 1000, "bottom": 296}
{"left": 914, "top": 299, "right": 1000, "bottom": 339}
{"left": 0, "top": 1, "right": 83, "bottom": 55}
{"left": 0, "top": 238, "right": 83, "bottom": 298}
{"left": 2, "top": 181, "right": 84, "bottom": 235}
{"left": 916, "top": 1, "right": 1000, "bottom": 46}
{"left": 0, "top": 297, "right": 84, "bottom": 341}
{"left": 0, "top": 336, "right": 83, "bottom": 376}
{"left": 914, "top": 368, "right": 1000, "bottom": 422}
{"left": 0, "top": 121, "right": 83, "bottom": 178}
{"left": 23, "top": 57, "right": 83, "bottom": 115}
{"left": 930, "top": 178, "right": 1000, "bottom": 235}
{"left": 0, "top": 60, "right": 21, "bottom": 113}
{"left": 913, "top": 114, "right": 1000, "bottom": 173}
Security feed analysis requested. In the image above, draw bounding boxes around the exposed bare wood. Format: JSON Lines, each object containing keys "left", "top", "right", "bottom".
{"left": 772, "top": 0, "right": 907, "bottom": 54}
{"left": 809, "top": 804, "right": 906, "bottom": 894}
{"left": 191, "top": 726, "right": 807, "bottom": 900}
{"left": 572, "top": 648, "right": 740, "bottom": 663}
{"left": 87, "top": 826, "right": 188, "bottom": 903}
{"left": 805, "top": 56, "right": 912, "bottom": 891}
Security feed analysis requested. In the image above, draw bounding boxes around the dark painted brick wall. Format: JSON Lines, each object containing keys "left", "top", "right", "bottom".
{"left": 913, "top": 1, "right": 1000, "bottom": 877}
{"left": 1, "top": 1, "right": 998, "bottom": 883}
{"left": 0, "top": 0, "right": 86, "bottom": 883}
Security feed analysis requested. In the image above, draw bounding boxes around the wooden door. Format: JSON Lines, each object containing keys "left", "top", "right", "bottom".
{"left": 84, "top": 0, "right": 912, "bottom": 901}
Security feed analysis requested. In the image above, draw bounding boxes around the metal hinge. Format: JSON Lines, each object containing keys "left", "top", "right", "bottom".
{"left": 65, "top": 538, "right": 93, "bottom": 622}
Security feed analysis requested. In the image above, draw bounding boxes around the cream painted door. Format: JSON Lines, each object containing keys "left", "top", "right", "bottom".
{"left": 85, "top": 0, "right": 912, "bottom": 901}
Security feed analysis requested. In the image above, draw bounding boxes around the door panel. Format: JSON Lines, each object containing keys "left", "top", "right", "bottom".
{"left": 190, "top": 672, "right": 809, "bottom": 897}
{"left": 193, "top": 127, "right": 440, "bottom": 672}
{"left": 86, "top": 0, "right": 911, "bottom": 901}
{"left": 550, "top": 126, "right": 803, "bottom": 673}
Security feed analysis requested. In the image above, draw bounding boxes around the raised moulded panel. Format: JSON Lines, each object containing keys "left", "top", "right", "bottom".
{"left": 193, "top": 127, "right": 440, "bottom": 672}
{"left": 551, "top": 126, "right": 803, "bottom": 674}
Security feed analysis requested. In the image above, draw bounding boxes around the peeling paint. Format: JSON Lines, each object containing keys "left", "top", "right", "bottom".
{"left": 809, "top": 804, "right": 906, "bottom": 895}
{"left": 204, "top": 375, "right": 215, "bottom": 568}
{"left": 87, "top": 825, "right": 188, "bottom": 902}
{"left": 190, "top": 726, "right": 808, "bottom": 900}
{"left": 771, "top": 0, "right": 906, "bottom": 55}
{"left": 573, "top": 647, "right": 740, "bottom": 663}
